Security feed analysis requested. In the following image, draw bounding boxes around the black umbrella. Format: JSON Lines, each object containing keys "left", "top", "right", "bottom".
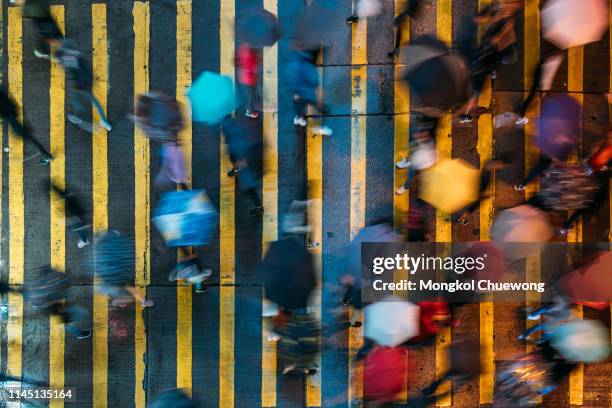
{"left": 260, "top": 236, "right": 317, "bottom": 310}
{"left": 91, "top": 231, "right": 134, "bottom": 285}
{"left": 237, "top": 8, "right": 280, "bottom": 47}
{"left": 24, "top": 266, "right": 70, "bottom": 310}
{"left": 293, "top": 0, "right": 345, "bottom": 50}
{"left": 400, "top": 36, "right": 470, "bottom": 113}
{"left": 149, "top": 389, "right": 195, "bottom": 408}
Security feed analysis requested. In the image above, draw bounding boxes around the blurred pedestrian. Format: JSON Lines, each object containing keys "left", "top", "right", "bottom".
{"left": 169, "top": 251, "right": 212, "bottom": 294}
{"left": 395, "top": 117, "right": 438, "bottom": 195}
{"left": 222, "top": 116, "right": 264, "bottom": 216}
{"left": 277, "top": 311, "right": 320, "bottom": 375}
{"left": 49, "top": 181, "right": 90, "bottom": 248}
{"left": 237, "top": 42, "right": 260, "bottom": 118}
{"left": 286, "top": 49, "right": 332, "bottom": 135}
{"left": 18, "top": 0, "right": 63, "bottom": 58}
{"left": 0, "top": 88, "right": 53, "bottom": 164}
{"left": 55, "top": 38, "right": 112, "bottom": 132}
{"left": 134, "top": 91, "right": 183, "bottom": 142}
{"left": 388, "top": 0, "right": 421, "bottom": 58}
{"left": 346, "top": 0, "right": 382, "bottom": 24}
{"left": 24, "top": 265, "right": 92, "bottom": 340}
{"left": 155, "top": 142, "right": 189, "bottom": 191}
{"left": 149, "top": 389, "right": 196, "bottom": 408}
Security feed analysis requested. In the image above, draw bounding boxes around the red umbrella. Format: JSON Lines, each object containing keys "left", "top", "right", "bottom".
{"left": 363, "top": 346, "right": 410, "bottom": 403}
{"left": 558, "top": 251, "right": 612, "bottom": 303}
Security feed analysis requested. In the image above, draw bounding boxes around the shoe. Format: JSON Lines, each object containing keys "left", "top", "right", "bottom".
{"left": 514, "top": 183, "right": 527, "bottom": 191}
{"left": 396, "top": 185, "right": 408, "bottom": 195}
{"left": 40, "top": 155, "right": 54, "bottom": 165}
{"left": 245, "top": 110, "right": 259, "bottom": 119}
{"left": 76, "top": 329, "right": 93, "bottom": 340}
{"left": 194, "top": 282, "right": 207, "bottom": 293}
{"left": 68, "top": 114, "right": 84, "bottom": 126}
{"left": 396, "top": 159, "right": 411, "bottom": 169}
{"left": 387, "top": 49, "right": 399, "bottom": 59}
{"left": 77, "top": 239, "right": 90, "bottom": 249}
{"left": 515, "top": 116, "right": 529, "bottom": 126}
{"left": 34, "top": 49, "right": 50, "bottom": 59}
{"left": 313, "top": 125, "right": 333, "bottom": 136}
{"left": 100, "top": 119, "right": 112, "bottom": 132}
{"left": 293, "top": 116, "right": 307, "bottom": 127}
{"left": 140, "top": 299, "right": 154, "bottom": 307}
{"left": 227, "top": 168, "right": 239, "bottom": 177}
{"left": 489, "top": 70, "right": 497, "bottom": 79}
{"left": 250, "top": 206, "right": 264, "bottom": 217}
{"left": 346, "top": 15, "right": 359, "bottom": 24}
{"left": 455, "top": 217, "right": 468, "bottom": 226}
{"left": 349, "top": 321, "right": 363, "bottom": 328}
{"left": 266, "top": 333, "right": 281, "bottom": 342}
{"left": 459, "top": 114, "right": 474, "bottom": 124}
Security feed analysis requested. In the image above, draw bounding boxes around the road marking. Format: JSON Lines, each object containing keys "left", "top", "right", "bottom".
{"left": 49, "top": 6, "right": 66, "bottom": 408}
{"left": 261, "top": 0, "right": 278, "bottom": 406}
{"left": 348, "top": 12, "right": 367, "bottom": 406}
{"left": 133, "top": 3, "right": 150, "bottom": 406}
{"left": 435, "top": 1, "right": 452, "bottom": 405}
{"left": 567, "top": 43, "right": 584, "bottom": 406}
{"left": 219, "top": 0, "right": 235, "bottom": 405}
{"left": 92, "top": 4, "right": 109, "bottom": 407}
{"left": 176, "top": 0, "right": 193, "bottom": 395}
{"left": 7, "top": 4, "right": 24, "bottom": 382}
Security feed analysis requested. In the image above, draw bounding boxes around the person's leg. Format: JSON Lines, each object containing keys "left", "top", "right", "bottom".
{"left": 518, "top": 62, "right": 543, "bottom": 117}
{"left": 292, "top": 95, "right": 307, "bottom": 126}
{"left": 88, "top": 91, "right": 110, "bottom": 125}
{"left": 353, "top": 337, "right": 375, "bottom": 361}
{"left": 346, "top": 0, "right": 359, "bottom": 23}
{"left": 5, "top": 116, "right": 53, "bottom": 162}
{"left": 521, "top": 157, "right": 553, "bottom": 186}
{"left": 68, "top": 89, "right": 89, "bottom": 120}
{"left": 125, "top": 285, "right": 154, "bottom": 307}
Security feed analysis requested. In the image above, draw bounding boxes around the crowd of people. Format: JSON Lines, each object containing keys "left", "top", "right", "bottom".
{"left": 1, "top": 0, "right": 612, "bottom": 406}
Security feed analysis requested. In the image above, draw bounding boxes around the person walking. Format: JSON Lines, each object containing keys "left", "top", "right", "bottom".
{"left": 18, "top": 0, "right": 63, "bottom": 58}
{"left": 55, "top": 38, "right": 112, "bottom": 132}
{"left": 237, "top": 42, "right": 260, "bottom": 118}
{"left": 387, "top": 0, "right": 421, "bottom": 58}
{"left": 0, "top": 88, "right": 53, "bottom": 164}
{"left": 49, "top": 181, "right": 90, "bottom": 248}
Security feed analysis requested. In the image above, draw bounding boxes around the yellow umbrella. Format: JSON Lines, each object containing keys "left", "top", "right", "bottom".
{"left": 419, "top": 158, "right": 480, "bottom": 213}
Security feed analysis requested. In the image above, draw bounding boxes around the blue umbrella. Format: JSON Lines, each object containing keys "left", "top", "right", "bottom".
{"left": 187, "top": 71, "right": 237, "bottom": 124}
{"left": 153, "top": 190, "right": 218, "bottom": 247}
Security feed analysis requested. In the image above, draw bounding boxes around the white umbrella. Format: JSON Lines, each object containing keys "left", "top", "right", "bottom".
{"left": 542, "top": 0, "right": 609, "bottom": 49}
{"left": 550, "top": 320, "right": 610, "bottom": 362}
{"left": 364, "top": 296, "right": 420, "bottom": 347}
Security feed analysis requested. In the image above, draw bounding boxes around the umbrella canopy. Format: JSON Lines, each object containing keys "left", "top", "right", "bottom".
{"left": 293, "top": 1, "right": 345, "bottom": 50}
{"left": 363, "top": 347, "right": 409, "bottom": 402}
{"left": 277, "top": 313, "right": 320, "bottom": 369}
{"left": 364, "top": 296, "right": 420, "bottom": 346}
{"left": 152, "top": 190, "right": 218, "bottom": 247}
{"left": 490, "top": 205, "right": 553, "bottom": 260}
{"left": 260, "top": 236, "right": 317, "bottom": 310}
{"left": 538, "top": 164, "right": 600, "bottom": 211}
{"left": 135, "top": 92, "right": 183, "bottom": 141}
{"left": 542, "top": 0, "right": 609, "bottom": 49}
{"left": 24, "top": 266, "right": 69, "bottom": 309}
{"left": 558, "top": 251, "right": 612, "bottom": 303}
{"left": 344, "top": 223, "right": 402, "bottom": 280}
{"left": 400, "top": 36, "right": 470, "bottom": 113}
{"left": 457, "top": 241, "right": 510, "bottom": 282}
{"left": 149, "top": 389, "right": 195, "bottom": 408}
{"left": 536, "top": 94, "right": 581, "bottom": 160}
{"left": 92, "top": 231, "right": 134, "bottom": 284}
{"left": 187, "top": 71, "right": 237, "bottom": 124}
{"left": 419, "top": 158, "right": 480, "bottom": 213}
{"left": 237, "top": 8, "right": 280, "bottom": 47}
{"left": 550, "top": 320, "right": 610, "bottom": 362}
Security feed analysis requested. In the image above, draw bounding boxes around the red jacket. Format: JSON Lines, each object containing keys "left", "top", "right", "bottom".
{"left": 237, "top": 44, "right": 258, "bottom": 86}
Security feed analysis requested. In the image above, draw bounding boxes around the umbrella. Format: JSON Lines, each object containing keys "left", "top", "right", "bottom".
{"left": 187, "top": 71, "right": 237, "bottom": 125}
{"left": 364, "top": 296, "right": 420, "bottom": 346}
{"left": 419, "top": 158, "right": 480, "bottom": 213}
{"left": 400, "top": 36, "right": 470, "bottom": 113}
{"left": 363, "top": 346, "right": 409, "bottom": 402}
{"left": 24, "top": 266, "right": 69, "bottom": 310}
{"left": 149, "top": 389, "right": 195, "bottom": 408}
{"left": 293, "top": 1, "right": 345, "bottom": 50}
{"left": 558, "top": 251, "right": 612, "bottom": 303}
{"left": 542, "top": 0, "right": 609, "bottom": 49}
{"left": 538, "top": 164, "right": 600, "bottom": 211}
{"left": 490, "top": 205, "right": 553, "bottom": 260}
{"left": 135, "top": 92, "right": 183, "bottom": 141}
{"left": 536, "top": 94, "right": 581, "bottom": 160}
{"left": 92, "top": 231, "right": 134, "bottom": 284}
{"left": 260, "top": 236, "right": 317, "bottom": 310}
{"left": 456, "top": 241, "right": 510, "bottom": 282}
{"left": 152, "top": 190, "right": 218, "bottom": 247}
{"left": 277, "top": 313, "right": 320, "bottom": 370}
{"left": 344, "top": 223, "right": 402, "bottom": 280}
{"left": 550, "top": 320, "right": 610, "bottom": 362}
{"left": 237, "top": 8, "right": 280, "bottom": 47}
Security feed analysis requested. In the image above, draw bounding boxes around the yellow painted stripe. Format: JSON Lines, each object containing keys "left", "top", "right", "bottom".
{"left": 176, "top": 0, "right": 193, "bottom": 394}
{"left": 219, "top": 0, "right": 235, "bottom": 405}
{"left": 476, "top": 55, "right": 495, "bottom": 403}
{"left": 92, "top": 4, "right": 109, "bottom": 408}
{"left": 348, "top": 16, "right": 368, "bottom": 406}
{"left": 305, "top": 121, "right": 323, "bottom": 408}
{"left": 435, "top": 2, "right": 452, "bottom": 405}
{"left": 49, "top": 6, "right": 66, "bottom": 408}
{"left": 7, "top": 5, "right": 24, "bottom": 381}
{"left": 524, "top": 0, "right": 540, "bottom": 200}
{"left": 261, "top": 0, "right": 278, "bottom": 405}
{"left": 567, "top": 44, "right": 584, "bottom": 406}
{"left": 393, "top": 0, "right": 410, "bottom": 228}
{"left": 133, "top": 3, "right": 150, "bottom": 406}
